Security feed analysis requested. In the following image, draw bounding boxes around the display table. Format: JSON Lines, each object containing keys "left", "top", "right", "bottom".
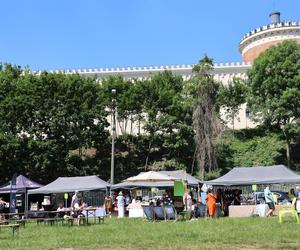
{"left": 229, "top": 204, "right": 294, "bottom": 217}
{"left": 81, "top": 207, "right": 106, "bottom": 218}
{"left": 229, "top": 205, "right": 257, "bottom": 217}
{"left": 229, "top": 204, "right": 268, "bottom": 217}
{"left": 127, "top": 203, "right": 144, "bottom": 218}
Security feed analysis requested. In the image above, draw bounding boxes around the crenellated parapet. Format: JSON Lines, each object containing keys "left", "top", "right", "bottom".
{"left": 32, "top": 61, "right": 251, "bottom": 81}
{"left": 239, "top": 12, "right": 300, "bottom": 63}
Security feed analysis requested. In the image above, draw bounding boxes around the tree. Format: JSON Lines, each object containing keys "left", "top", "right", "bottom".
{"left": 190, "top": 56, "right": 223, "bottom": 179}
{"left": 246, "top": 41, "right": 300, "bottom": 168}
{"left": 0, "top": 65, "right": 110, "bottom": 182}
{"left": 218, "top": 77, "right": 247, "bottom": 129}
{"left": 218, "top": 130, "right": 285, "bottom": 168}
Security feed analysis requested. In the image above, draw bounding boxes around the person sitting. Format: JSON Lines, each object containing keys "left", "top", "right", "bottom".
{"left": 71, "top": 193, "right": 85, "bottom": 225}
{"left": 56, "top": 202, "right": 66, "bottom": 218}
{"left": 0, "top": 197, "right": 8, "bottom": 220}
{"left": 57, "top": 202, "right": 65, "bottom": 211}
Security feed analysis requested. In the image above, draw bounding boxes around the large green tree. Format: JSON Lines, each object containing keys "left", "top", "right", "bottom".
{"left": 0, "top": 65, "right": 110, "bottom": 183}
{"left": 247, "top": 40, "right": 300, "bottom": 167}
{"left": 190, "top": 56, "right": 223, "bottom": 179}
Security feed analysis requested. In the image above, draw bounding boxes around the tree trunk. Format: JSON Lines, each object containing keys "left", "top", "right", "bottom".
{"left": 286, "top": 138, "right": 291, "bottom": 168}
{"left": 282, "top": 127, "right": 291, "bottom": 168}
{"left": 144, "top": 139, "right": 152, "bottom": 170}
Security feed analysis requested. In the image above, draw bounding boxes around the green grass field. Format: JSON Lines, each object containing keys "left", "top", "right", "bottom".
{"left": 1, "top": 217, "right": 300, "bottom": 250}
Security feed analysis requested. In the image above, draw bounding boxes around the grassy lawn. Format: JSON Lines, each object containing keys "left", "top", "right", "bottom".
{"left": 1, "top": 217, "right": 300, "bottom": 250}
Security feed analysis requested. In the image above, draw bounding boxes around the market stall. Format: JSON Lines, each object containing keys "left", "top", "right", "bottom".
{"left": 0, "top": 175, "right": 43, "bottom": 213}
{"left": 205, "top": 165, "right": 300, "bottom": 217}
{"left": 27, "top": 175, "right": 110, "bottom": 216}
{"left": 112, "top": 170, "right": 202, "bottom": 218}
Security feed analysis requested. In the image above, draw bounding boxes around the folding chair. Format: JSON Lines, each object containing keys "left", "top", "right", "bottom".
{"left": 164, "top": 205, "right": 177, "bottom": 220}
{"left": 142, "top": 205, "right": 155, "bottom": 221}
{"left": 153, "top": 206, "right": 165, "bottom": 220}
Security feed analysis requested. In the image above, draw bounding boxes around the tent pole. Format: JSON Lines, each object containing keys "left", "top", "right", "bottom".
{"left": 25, "top": 190, "right": 28, "bottom": 219}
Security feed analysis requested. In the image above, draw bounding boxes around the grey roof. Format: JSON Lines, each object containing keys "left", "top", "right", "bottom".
{"left": 205, "top": 165, "right": 300, "bottom": 186}
{"left": 28, "top": 175, "right": 110, "bottom": 194}
{"left": 112, "top": 170, "right": 201, "bottom": 189}
{"left": 0, "top": 175, "right": 42, "bottom": 194}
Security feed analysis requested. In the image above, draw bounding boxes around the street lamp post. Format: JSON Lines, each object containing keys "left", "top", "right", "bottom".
{"left": 110, "top": 89, "right": 117, "bottom": 185}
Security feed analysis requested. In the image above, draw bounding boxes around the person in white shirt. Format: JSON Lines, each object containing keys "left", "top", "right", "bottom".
{"left": 116, "top": 191, "right": 126, "bottom": 218}
{"left": 264, "top": 185, "right": 275, "bottom": 217}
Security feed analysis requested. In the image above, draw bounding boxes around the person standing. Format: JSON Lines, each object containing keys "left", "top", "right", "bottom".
{"left": 116, "top": 191, "right": 126, "bottom": 218}
{"left": 205, "top": 189, "right": 217, "bottom": 218}
{"left": 183, "top": 189, "right": 193, "bottom": 211}
{"left": 264, "top": 185, "right": 275, "bottom": 217}
{"left": 104, "top": 194, "right": 112, "bottom": 216}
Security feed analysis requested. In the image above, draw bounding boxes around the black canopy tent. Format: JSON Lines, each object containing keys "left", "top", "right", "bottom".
{"left": 0, "top": 175, "right": 43, "bottom": 213}
{"left": 0, "top": 175, "right": 42, "bottom": 194}
{"left": 205, "top": 165, "right": 300, "bottom": 186}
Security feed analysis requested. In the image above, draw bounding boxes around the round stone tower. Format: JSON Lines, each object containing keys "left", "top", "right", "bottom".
{"left": 239, "top": 12, "right": 300, "bottom": 63}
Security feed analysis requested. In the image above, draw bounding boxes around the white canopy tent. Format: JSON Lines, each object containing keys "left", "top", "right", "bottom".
{"left": 112, "top": 170, "right": 202, "bottom": 189}
{"left": 125, "top": 171, "right": 178, "bottom": 182}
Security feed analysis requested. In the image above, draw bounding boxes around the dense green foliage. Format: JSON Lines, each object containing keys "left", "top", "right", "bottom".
{"left": 247, "top": 40, "right": 300, "bottom": 167}
{"left": 218, "top": 130, "right": 285, "bottom": 169}
{"left": 2, "top": 218, "right": 300, "bottom": 249}
{"left": 0, "top": 65, "right": 110, "bottom": 183}
{"left": 0, "top": 42, "right": 299, "bottom": 184}
{"left": 218, "top": 77, "right": 248, "bottom": 129}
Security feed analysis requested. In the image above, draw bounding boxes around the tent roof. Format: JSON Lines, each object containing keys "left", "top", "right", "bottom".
{"left": 111, "top": 181, "right": 174, "bottom": 190}
{"left": 125, "top": 171, "right": 178, "bottom": 182}
{"left": 159, "top": 170, "right": 201, "bottom": 186}
{"left": 28, "top": 175, "right": 110, "bottom": 194}
{"left": 0, "top": 175, "right": 42, "bottom": 193}
{"left": 205, "top": 165, "right": 300, "bottom": 186}
{"left": 113, "top": 170, "right": 201, "bottom": 189}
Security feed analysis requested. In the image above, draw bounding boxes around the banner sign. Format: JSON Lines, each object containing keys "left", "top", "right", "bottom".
{"left": 174, "top": 180, "right": 185, "bottom": 196}
{"left": 10, "top": 173, "right": 17, "bottom": 213}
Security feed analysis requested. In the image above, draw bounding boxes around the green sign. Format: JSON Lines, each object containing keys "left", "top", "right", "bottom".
{"left": 64, "top": 193, "right": 68, "bottom": 200}
{"left": 252, "top": 184, "right": 257, "bottom": 191}
{"left": 174, "top": 180, "right": 185, "bottom": 196}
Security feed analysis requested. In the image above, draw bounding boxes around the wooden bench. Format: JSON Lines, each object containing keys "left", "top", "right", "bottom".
{"left": 36, "top": 217, "right": 64, "bottom": 226}
{"left": 88, "top": 216, "right": 105, "bottom": 224}
{"left": 0, "top": 224, "right": 20, "bottom": 236}
{"left": 98, "top": 216, "right": 105, "bottom": 223}
{"left": 61, "top": 216, "right": 86, "bottom": 226}
{"left": 7, "top": 219, "right": 26, "bottom": 228}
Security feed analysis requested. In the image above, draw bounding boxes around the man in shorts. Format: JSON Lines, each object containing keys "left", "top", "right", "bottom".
{"left": 264, "top": 185, "right": 275, "bottom": 217}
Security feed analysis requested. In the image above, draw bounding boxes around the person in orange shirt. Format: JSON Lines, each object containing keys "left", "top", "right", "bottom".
{"left": 205, "top": 189, "right": 217, "bottom": 218}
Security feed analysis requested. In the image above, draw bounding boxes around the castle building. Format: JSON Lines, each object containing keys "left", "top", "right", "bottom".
{"left": 35, "top": 12, "right": 300, "bottom": 132}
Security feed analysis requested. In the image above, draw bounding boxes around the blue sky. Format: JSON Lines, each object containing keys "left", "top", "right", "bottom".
{"left": 0, "top": 0, "right": 299, "bottom": 70}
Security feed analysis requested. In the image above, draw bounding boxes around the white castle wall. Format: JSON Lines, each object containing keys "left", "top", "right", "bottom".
{"left": 83, "top": 62, "right": 253, "bottom": 135}
{"left": 33, "top": 62, "right": 254, "bottom": 134}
